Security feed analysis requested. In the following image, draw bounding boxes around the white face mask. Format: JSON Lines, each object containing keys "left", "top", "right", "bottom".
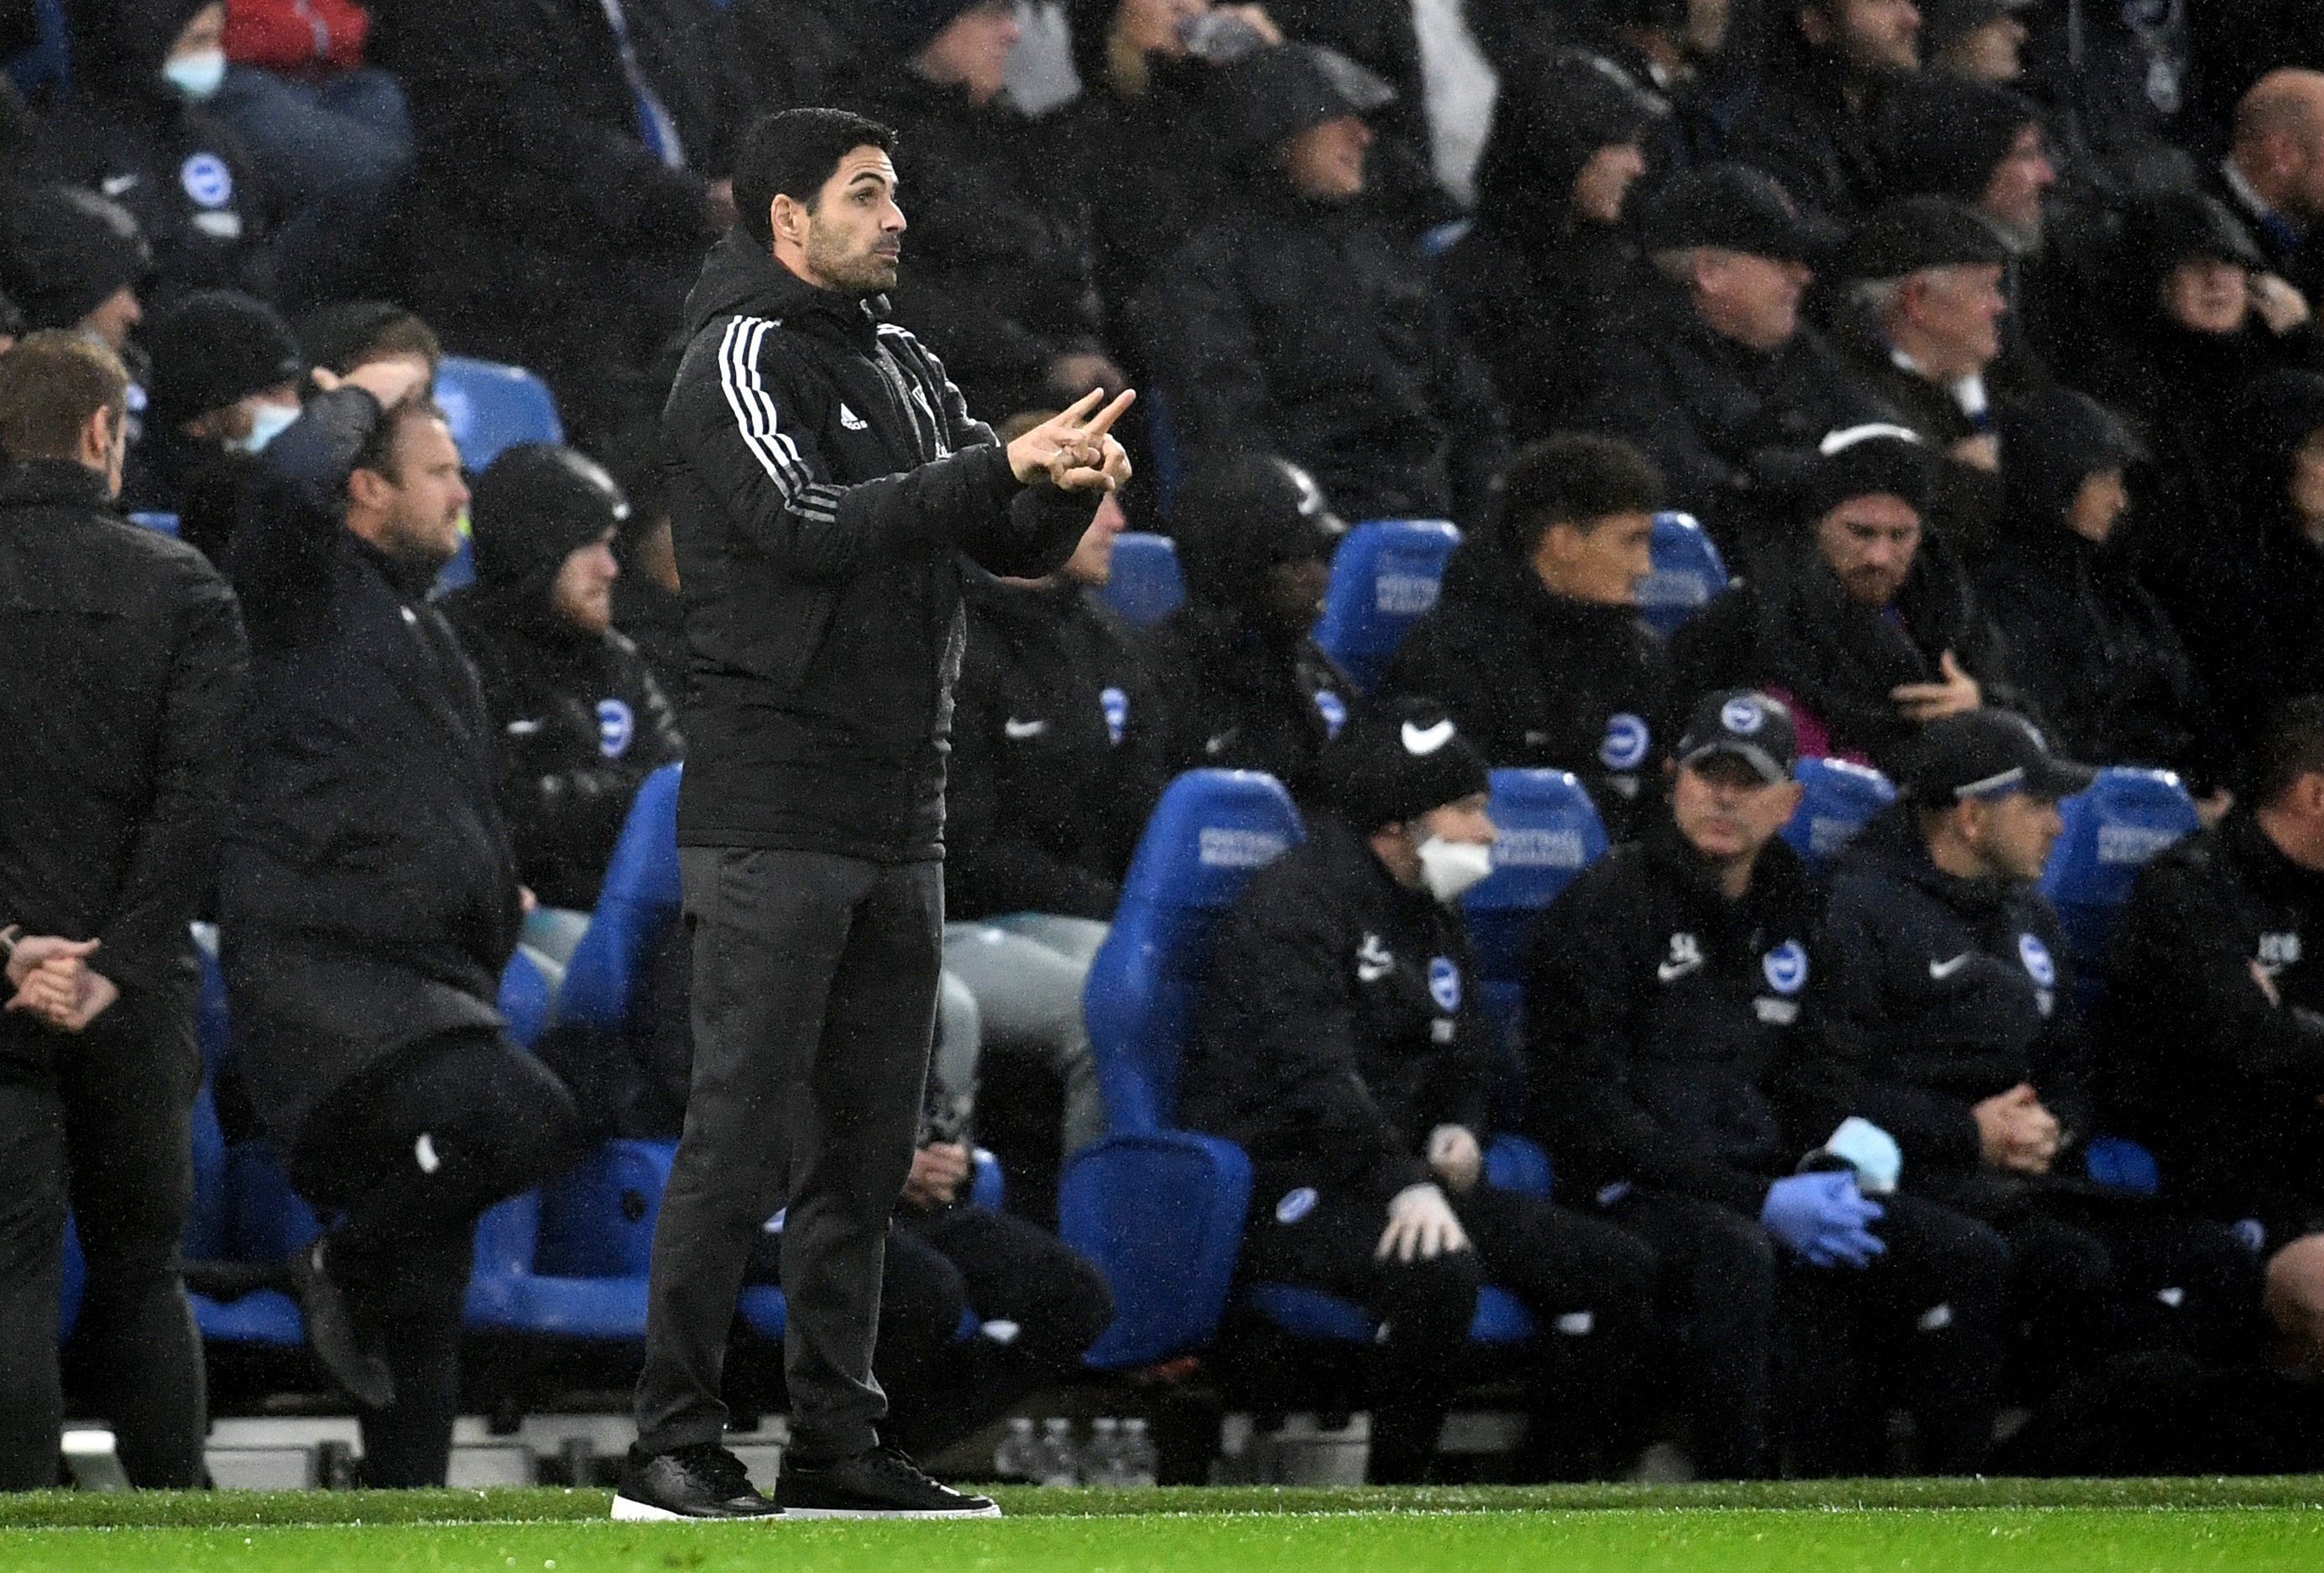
{"left": 163, "top": 48, "right": 227, "bottom": 102}
{"left": 228, "top": 399, "right": 300, "bottom": 454}
{"left": 1416, "top": 835, "right": 1494, "bottom": 906}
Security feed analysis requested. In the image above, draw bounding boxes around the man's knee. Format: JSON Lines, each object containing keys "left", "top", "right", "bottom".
{"left": 1375, "top": 1244, "right": 1485, "bottom": 1340}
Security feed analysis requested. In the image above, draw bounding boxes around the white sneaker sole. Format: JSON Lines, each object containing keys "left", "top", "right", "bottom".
{"left": 609, "top": 1495, "right": 788, "bottom": 1523}
{"left": 776, "top": 1504, "right": 1003, "bottom": 1519}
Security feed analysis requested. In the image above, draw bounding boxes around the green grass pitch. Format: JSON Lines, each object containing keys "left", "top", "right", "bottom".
{"left": 3, "top": 1480, "right": 2321, "bottom": 1572}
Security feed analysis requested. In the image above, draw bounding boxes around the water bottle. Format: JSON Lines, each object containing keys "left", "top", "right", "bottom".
{"left": 1083, "top": 1417, "right": 1123, "bottom": 1487}
{"left": 1179, "top": 10, "right": 1267, "bottom": 62}
{"left": 1033, "top": 1416, "right": 1080, "bottom": 1487}
{"left": 991, "top": 1415, "right": 1037, "bottom": 1482}
{"left": 1120, "top": 1418, "right": 1159, "bottom": 1488}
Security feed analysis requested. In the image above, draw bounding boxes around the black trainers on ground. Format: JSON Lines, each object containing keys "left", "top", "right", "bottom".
{"left": 285, "top": 1237, "right": 394, "bottom": 1410}
{"left": 612, "top": 1443, "right": 785, "bottom": 1521}
{"left": 775, "top": 1444, "right": 1001, "bottom": 1518}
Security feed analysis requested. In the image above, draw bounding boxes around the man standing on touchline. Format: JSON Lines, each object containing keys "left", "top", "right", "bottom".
{"left": 616, "top": 106, "right": 1131, "bottom": 1523}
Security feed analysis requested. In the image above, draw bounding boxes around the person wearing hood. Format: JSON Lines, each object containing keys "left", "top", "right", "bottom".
{"left": 0, "top": 184, "right": 152, "bottom": 355}
{"left": 619, "top": 107, "right": 1125, "bottom": 1523}
{"left": 1526, "top": 690, "right": 2011, "bottom": 1478}
{"left": 441, "top": 444, "right": 685, "bottom": 914}
{"left": 1386, "top": 433, "right": 1674, "bottom": 840}
{"left": 1725, "top": 0, "right": 1923, "bottom": 226}
{"left": 39, "top": 2, "right": 272, "bottom": 304}
{"left": 1670, "top": 424, "right": 2020, "bottom": 772}
{"left": 1824, "top": 197, "right": 2014, "bottom": 555}
{"left": 1575, "top": 162, "right": 1891, "bottom": 570}
{"left": 122, "top": 288, "right": 303, "bottom": 557}
{"left": 1973, "top": 386, "right": 2217, "bottom": 799}
{"left": 1136, "top": 41, "right": 1509, "bottom": 522}
{"left": 1437, "top": 43, "right": 1668, "bottom": 442}
{"left": 1801, "top": 710, "right": 2259, "bottom": 1388}
{"left": 1554, "top": 0, "right": 1733, "bottom": 162}
{"left": 833, "top": 0, "right": 1123, "bottom": 421}
{"left": 1144, "top": 451, "right": 1357, "bottom": 804}
{"left": 1178, "top": 699, "right": 1659, "bottom": 1484}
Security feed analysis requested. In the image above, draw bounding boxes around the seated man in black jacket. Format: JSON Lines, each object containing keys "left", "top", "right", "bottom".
{"left": 1178, "top": 701, "right": 1658, "bottom": 1483}
{"left": 1528, "top": 691, "right": 2008, "bottom": 1477}
{"left": 1806, "top": 711, "right": 2257, "bottom": 1387}
{"left": 1387, "top": 433, "right": 1672, "bottom": 840}
{"left": 442, "top": 443, "right": 685, "bottom": 912}
{"left": 2104, "top": 698, "right": 2324, "bottom": 1376}
{"left": 1145, "top": 452, "right": 1357, "bottom": 805}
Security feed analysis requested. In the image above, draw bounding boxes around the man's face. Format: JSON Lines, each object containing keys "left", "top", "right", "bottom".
{"left": 795, "top": 147, "right": 906, "bottom": 296}
{"left": 2163, "top": 258, "right": 2250, "bottom": 335}
{"left": 1832, "top": 0, "right": 1921, "bottom": 71}
{"left": 1281, "top": 115, "right": 1373, "bottom": 202}
{"left": 1981, "top": 124, "right": 2055, "bottom": 241}
{"left": 80, "top": 285, "right": 142, "bottom": 353}
{"left": 1265, "top": 554, "right": 1330, "bottom": 633}
{"left": 1963, "top": 790, "right": 2064, "bottom": 882}
{"left": 1906, "top": 263, "right": 2006, "bottom": 371}
{"left": 1697, "top": 249, "right": 1811, "bottom": 351}
{"left": 2290, "top": 431, "right": 2324, "bottom": 526}
{"left": 371, "top": 415, "right": 470, "bottom": 567}
{"left": 1062, "top": 490, "right": 1127, "bottom": 585}
{"left": 552, "top": 527, "right": 620, "bottom": 635}
{"left": 1538, "top": 510, "right": 1656, "bottom": 606}
{"left": 1686, "top": 0, "right": 1732, "bottom": 56}
{"left": 1672, "top": 756, "right": 1804, "bottom": 865}
{"left": 1817, "top": 493, "right": 1922, "bottom": 607}
{"left": 1574, "top": 143, "right": 1647, "bottom": 226}
{"left": 1413, "top": 792, "right": 1496, "bottom": 849}
{"left": 2067, "top": 468, "right": 2128, "bottom": 543}
{"left": 1938, "top": 14, "right": 2026, "bottom": 81}
{"left": 913, "top": 0, "right": 1021, "bottom": 105}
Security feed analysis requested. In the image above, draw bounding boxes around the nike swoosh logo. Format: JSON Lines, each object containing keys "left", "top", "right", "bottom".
{"left": 1204, "top": 732, "right": 1233, "bottom": 756}
{"left": 1402, "top": 719, "right": 1455, "bottom": 755}
{"left": 506, "top": 719, "right": 544, "bottom": 736}
{"left": 1657, "top": 958, "right": 1701, "bottom": 983}
{"left": 1357, "top": 959, "right": 1393, "bottom": 983}
{"left": 1003, "top": 719, "right": 1048, "bottom": 740}
{"left": 1930, "top": 954, "right": 1973, "bottom": 980}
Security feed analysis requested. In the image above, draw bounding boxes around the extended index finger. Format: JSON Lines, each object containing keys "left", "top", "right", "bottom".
{"left": 1048, "top": 387, "right": 1107, "bottom": 427}
{"left": 1075, "top": 388, "right": 1138, "bottom": 441}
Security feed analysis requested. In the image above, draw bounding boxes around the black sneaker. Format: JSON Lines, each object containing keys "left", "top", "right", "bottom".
{"left": 612, "top": 1443, "right": 785, "bottom": 1521}
{"left": 286, "top": 1237, "right": 395, "bottom": 1410}
{"left": 776, "top": 1444, "right": 1000, "bottom": 1518}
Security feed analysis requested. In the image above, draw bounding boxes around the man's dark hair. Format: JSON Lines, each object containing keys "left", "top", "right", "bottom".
{"left": 299, "top": 301, "right": 443, "bottom": 377}
{"left": 1498, "top": 433, "right": 1667, "bottom": 554}
{"left": 0, "top": 328, "right": 130, "bottom": 462}
{"left": 349, "top": 397, "right": 450, "bottom": 489}
{"left": 734, "top": 108, "right": 899, "bottom": 247}
{"left": 2252, "top": 696, "right": 2324, "bottom": 807}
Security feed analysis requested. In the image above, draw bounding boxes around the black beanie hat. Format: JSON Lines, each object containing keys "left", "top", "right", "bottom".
{"left": 1875, "top": 69, "right": 2042, "bottom": 205}
{"left": 470, "top": 443, "right": 632, "bottom": 591}
{"left": 1802, "top": 423, "right": 1934, "bottom": 519}
{"left": 1172, "top": 452, "right": 1346, "bottom": 614}
{"left": 1323, "top": 698, "right": 1490, "bottom": 833}
{"left": 1217, "top": 43, "right": 1396, "bottom": 162}
{"left": 144, "top": 290, "right": 304, "bottom": 426}
{"left": 1996, "top": 387, "right": 2144, "bottom": 531}
{"left": 0, "top": 185, "right": 151, "bottom": 332}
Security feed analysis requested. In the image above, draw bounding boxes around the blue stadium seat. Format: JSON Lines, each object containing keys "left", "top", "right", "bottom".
{"left": 1464, "top": 770, "right": 1611, "bottom": 1084}
{"left": 59, "top": 1219, "right": 84, "bottom": 1344}
{"left": 128, "top": 512, "right": 180, "bottom": 536}
{"left": 1637, "top": 513, "right": 1730, "bottom": 640}
{"left": 2039, "top": 766, "right": 2199, "bottom": 1011}
{"left": 556, "top": 762, "right": 683, "bottom": 1035}
{"left": 464, "top": 1187, "right": 653, "bottom": 1340}
{"left": 5, "top": 0, "right": 70, "bottom": 98}
{"left": 434, "top": 356, "right": 565, "bottom": 473}
{"left": 1782, "top": 757, "right": 1897, "bottom": 872}
{"left": 1312, "top": 520, "right": 1460, "bottom": 695}
{"left": 1097, "top": 532, "right": 1185, "bottom": 628}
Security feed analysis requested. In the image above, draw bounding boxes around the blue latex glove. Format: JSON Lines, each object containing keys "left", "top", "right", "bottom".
{"left": 1762, "top": 1171, "right": 1887, "bottom": 1268}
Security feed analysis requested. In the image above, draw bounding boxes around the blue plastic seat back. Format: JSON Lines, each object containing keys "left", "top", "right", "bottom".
{"left": 434, "top": 356, "right": 565, "bottom": 473}
{"left": 1482, "top": 1133, "right": 1554, "bottom": 1199}
{"left": 1781, "top": 757, "right": 1897, "bottom": 872}
{"left": 557, "top": 763, "right": 683, "bottom": 1033}
{"left": 1637, "top": 513, "right": 1730, "bottom": 640}
{"left": 1098, "top": 532, "right": 1186, "bottom": 628}
{"left": 1059, "top": 1130, "right": 1253, "bottom": 1368}
{"left": 1084, "top": 770, "right": 1304, "bottom": 1135}
{"left": 1465, "top": 771, "right": 1609, "bottom": 1096}
{"left": 536, "top": 1138, "right": 678, "bottom": 1278}
{"left": 499, "top": 948, "right": 554, "bottom": 1048}
{"left": 2039, "top": 767, "right": 2198, "bottom": 1006}
{"left": 187, "top": 1081, "right": 230, "bottom": 1262}
{"left": 59, "top": 1217, "right": 84, "bottom": 1343}
{"left": 1312, "top": 520, "right": 1461, "bottom": 695}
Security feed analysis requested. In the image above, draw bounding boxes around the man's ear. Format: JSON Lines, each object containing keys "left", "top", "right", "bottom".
{"left": 347, "top": 463, "right": 395, "bottom": 513}
{"left": 77, "top": 405, "right": 114, "bottom": 468}
{"left": 2299, "top": 771, "right": 2324, "bottom": 821}
{"left": 770, "top": 192, "right": 807, "bottom": 247}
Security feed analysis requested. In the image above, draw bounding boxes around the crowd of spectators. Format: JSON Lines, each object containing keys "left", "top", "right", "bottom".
{"left": 12, "top": 0, "right": 2324, "bottom": 1490}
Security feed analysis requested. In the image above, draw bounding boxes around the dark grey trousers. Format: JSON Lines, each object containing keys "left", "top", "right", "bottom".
{"left": 633, "top": 847, "right": 943, "bottom": 1461}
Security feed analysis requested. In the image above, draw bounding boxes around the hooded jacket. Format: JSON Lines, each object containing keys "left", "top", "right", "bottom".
{"left": 945, "top": 572, "right": 1168, "bottom": 922}
{"left": 2221, "top": 373, "right": 2324, "bottom": 732}
{"left": 661, "top": 228, "right": 1100, "bottom": 860}
{"left": 1178, "top": 816, "right": 1493, "bottom": 1206}
{"left": 2102, "top": 808, "right": 2324, "bottom": 1232}
{"left": 441, "top": 450, "right": 686, "bottom": 911}
{"left": 1669, "top": 525, "right": 2022, "bottom": 772}
{"left": 1385, "top": 536, "right": 1672, "bottom": 839}
{"left": 1799, "top": 803, "right": 2093, "bottom": 1218}
{"left": 1525, "top": 815, "right": 1825, "bottom": 1215}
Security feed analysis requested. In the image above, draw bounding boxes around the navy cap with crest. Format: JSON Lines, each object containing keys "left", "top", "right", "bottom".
{"left": 1899, "top": 708, "right": 2096, "bottom": 805}
{"left": 1677, "top": 690, "right": 1799, "bottom": 785}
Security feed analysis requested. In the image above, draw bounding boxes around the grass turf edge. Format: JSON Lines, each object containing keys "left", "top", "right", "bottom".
{"left": 3, "top": 1477, "right": 2323, "bottom": 1529}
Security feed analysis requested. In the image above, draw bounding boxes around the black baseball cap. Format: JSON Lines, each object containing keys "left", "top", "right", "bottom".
{"left": 1676, "top": 690, "right": 1799, "bottom": 786}
{"left": 1899, "top": 709, "right": 2095, "bottom": 805}
{"left": 1840, "top": 196, "right": 2012, "bottom": 280}
{"left": 1638, "top": 164, "right": 1842, "bottom": 263}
